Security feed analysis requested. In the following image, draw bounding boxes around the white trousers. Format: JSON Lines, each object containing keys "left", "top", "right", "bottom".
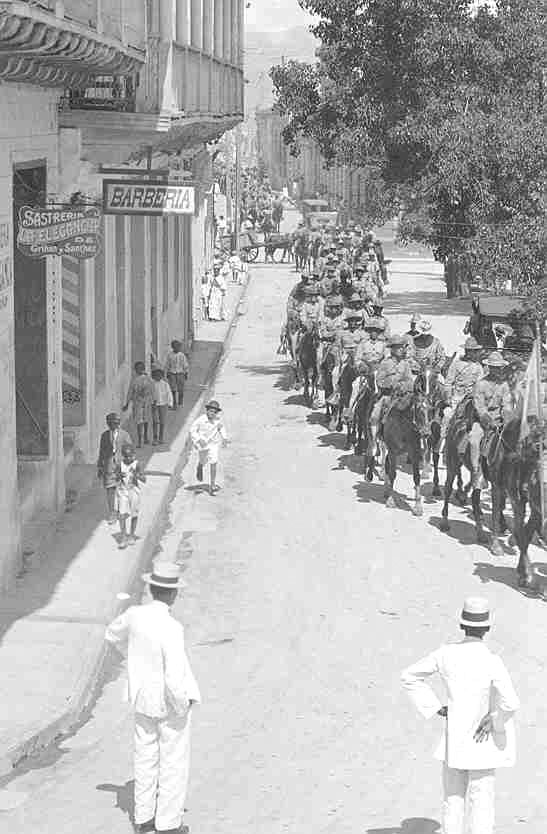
{"left": 134, "top": 710, "right": 192, "bottom": 831}
{"left": 442, "top": 764, "right": 495, "bottom": 834}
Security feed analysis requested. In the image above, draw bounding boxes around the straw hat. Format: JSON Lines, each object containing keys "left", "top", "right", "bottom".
{"left": 460, "top": 596, "right": 491, "bottom": 628}
{"left": 206, "top": 400, "right": 222, "bottom": 412}
{"left": 142, "top": 559, "right": 187, "bottom": 589}
{"left": 418, "top": 319, "right": 432, "bottom": 333}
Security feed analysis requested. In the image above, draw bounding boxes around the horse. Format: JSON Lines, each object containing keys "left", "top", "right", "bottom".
{"left": 488, "top": 415, "right": 543, "bottom": 589}
{"left": 439, "top": 396, "right": 490, "bottom": 544}
{"left": 286, "top": 310, "right": 302, "bottom": 388}
{"left": 335, "top": 359, "right": 358, "bottom": 447}
{"left": 320, "top": 341, "right": 339, "bottom": 424}
{"left": 265, "top": 233, "right": 293, "bottom": 263}
{"left": 298, "top": 323, "right": 319, "bottom": 406}
{"left": 380, "top": 384, "right": 430, "bottom": 516}
{"left": 414, "top": 363, "right": 453, "bottom": 498}
{"left": 294, "top": 238, "right": 311, "bottom": 272}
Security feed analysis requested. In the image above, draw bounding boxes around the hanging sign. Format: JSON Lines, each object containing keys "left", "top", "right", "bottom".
{"left": 16, "top": 205, "right": 102, "bottom": 259}
{"left": 102, "top": 179, "right": 195, "bottom": 216}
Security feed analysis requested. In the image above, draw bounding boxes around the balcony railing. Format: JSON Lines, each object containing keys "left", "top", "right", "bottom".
{"left": 142, "top": 43, "right": 243, "bottom": 119}
{"left": 60, "top": 74, "right": 138, "bottom": 112}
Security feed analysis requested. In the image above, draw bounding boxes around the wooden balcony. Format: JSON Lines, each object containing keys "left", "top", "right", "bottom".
{"left": 0, "top": 0, "right": 146, "bottom": 86}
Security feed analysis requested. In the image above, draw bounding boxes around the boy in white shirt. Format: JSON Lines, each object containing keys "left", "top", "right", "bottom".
{"left": 151, "top": 367, "right": 173, "bottom": 445}
{"left": 189, "top": 400, "right": 228, "bottom": 495}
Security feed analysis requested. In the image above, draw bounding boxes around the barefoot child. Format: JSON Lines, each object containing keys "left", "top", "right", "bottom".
{"left": 123, "top": 361, "right": 155, "bottom": 447}
{"left": 151, "top": 367, "right": 173, "bottom": 445}
{"left": 189, "top": 400, "right": 228, "bottom": 495}
{"left": 115, "top": 443, "right": 146, "bottom": 548}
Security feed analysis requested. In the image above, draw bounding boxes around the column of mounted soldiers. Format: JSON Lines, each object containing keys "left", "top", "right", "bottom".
{"left": 280, "top": 224, "right": 516, "bottom": 481}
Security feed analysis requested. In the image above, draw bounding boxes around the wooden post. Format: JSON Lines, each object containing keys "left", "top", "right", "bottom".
{"left": 535, "top": 319, "right": 546, "bottom": 531}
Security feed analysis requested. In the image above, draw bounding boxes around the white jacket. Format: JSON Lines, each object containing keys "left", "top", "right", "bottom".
{"left": 401, "top": 639, "right": 519, "bottom": 770}
{"left": 105, "top": 600, "right": 201, "bottom": 718}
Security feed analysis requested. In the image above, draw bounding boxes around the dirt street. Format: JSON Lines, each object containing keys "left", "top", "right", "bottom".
{"left": 1, "top": 248, "right": 546, "bottom": 834}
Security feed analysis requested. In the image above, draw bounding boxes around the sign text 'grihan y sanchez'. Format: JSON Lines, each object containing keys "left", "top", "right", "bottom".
{"left": 102, "top": 180, "right": 196, "bottom": 216}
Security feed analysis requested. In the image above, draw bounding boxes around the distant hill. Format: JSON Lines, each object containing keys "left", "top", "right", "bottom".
{"left": 243, "top": 25, "right": 318, "bottom": 114}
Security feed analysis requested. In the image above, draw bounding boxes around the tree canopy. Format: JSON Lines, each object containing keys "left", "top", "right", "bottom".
{"left": 271, "top": 0, "right": 546, "bottom": 291}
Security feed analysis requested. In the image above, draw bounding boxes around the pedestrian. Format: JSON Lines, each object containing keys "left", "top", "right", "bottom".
{"left": 208, "top": 261, "right": 227, "bottom": 321}
{"left": 97, "top": 412, "right": 133, "bottom": 525}
{"left": 201, "top": 270, "right": 211, "bottom": 320}
{"left": 123, "top": 361, "right": 155, "bottom": 448}
{"left": 189, "top": 400, "right": 228, "bottom": 495}
{"left": 401, "top": 596, "right": 519, "bottom": 834}
{"left": 105, "top": 558, "right": 200, "bottom": 834}
{"left": 115, "top": 443, "right": 146, "bottom": 549}
{"left": 228, "top": 249, "right": 243, "bottom": 283}
{"left": 164, "top": 340, "right": 189, "bottom": 409}
{"left": 151, "top": 367, "right": 173, "bottom": 445}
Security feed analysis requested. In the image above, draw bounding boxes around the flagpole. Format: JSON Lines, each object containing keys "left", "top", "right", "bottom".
{"left": 535, "top": 318, "right": 545, "bottom": 531}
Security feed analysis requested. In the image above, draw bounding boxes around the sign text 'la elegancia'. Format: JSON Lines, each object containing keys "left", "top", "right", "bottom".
{"left": 16, "top": 206, "right": 102, "bottom": 259}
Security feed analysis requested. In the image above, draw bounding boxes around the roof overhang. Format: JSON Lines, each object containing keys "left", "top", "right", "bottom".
{"left": 59, "top": 109, "right": 244, "bottom": 165}
{"left": 0, "top": 2, "right": 145, "bottom": 87}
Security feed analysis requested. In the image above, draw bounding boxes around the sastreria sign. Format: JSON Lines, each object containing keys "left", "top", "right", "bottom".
{"left": 102, "top": 180, "right": 195, "bottom": 216}
{"left": 16, "top": 205, "right": 102, "bottom": 259}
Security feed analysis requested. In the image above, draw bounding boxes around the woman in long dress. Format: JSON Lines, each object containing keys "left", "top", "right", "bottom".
{"left": 208, "top": 262, "right": 227, "bottom": 321}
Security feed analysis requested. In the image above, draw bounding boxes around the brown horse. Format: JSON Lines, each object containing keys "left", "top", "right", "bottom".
{"left": 320, "top": 341, "right": 339, "bottom": 424}
{"left": 380, "top": 385, "right": 429, "bottom": 515}
{"left": 414, "top": 367, "right": 451, "bottom": 498}
{"left": 488, "top": 415, "right": 542, "bottom": 589}
{"left": 439, "top": 397, "right": 490, "bottom": 543}
{"left": 298, "top": 323, "right": 319, "bottom": 406}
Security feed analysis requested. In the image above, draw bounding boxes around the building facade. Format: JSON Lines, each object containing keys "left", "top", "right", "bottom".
{"left": 0, "top": 0, "right": 244, "bottom": 592}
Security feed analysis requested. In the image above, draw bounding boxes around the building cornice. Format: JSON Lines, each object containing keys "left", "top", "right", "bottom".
{"left": 0, "top": 2, "right": 145, "bottom": 87}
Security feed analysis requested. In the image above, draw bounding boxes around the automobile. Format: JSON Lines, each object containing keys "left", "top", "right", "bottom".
{"left": 466, "top": 294, "right": 535, "bottom": 356}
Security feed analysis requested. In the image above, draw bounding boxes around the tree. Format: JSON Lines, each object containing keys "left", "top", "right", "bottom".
{"left": 271, "top": 0, "right": 546, "bottom": 292}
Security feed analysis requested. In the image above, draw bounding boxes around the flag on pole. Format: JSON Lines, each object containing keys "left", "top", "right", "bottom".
{"left": 519, "top": 340, "right": 540, "bottom": 441}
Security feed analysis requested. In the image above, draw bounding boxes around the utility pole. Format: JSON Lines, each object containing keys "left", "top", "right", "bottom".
{"left": 234, "top": 123, "right": 242, "bottom": 255}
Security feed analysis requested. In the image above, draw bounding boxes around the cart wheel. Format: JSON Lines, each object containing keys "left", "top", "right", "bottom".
{"left": 272, "top": 247, "right": 286, "bottom": 263}
{"left": 246, "top": 247, "right": 259, "bottom": 263}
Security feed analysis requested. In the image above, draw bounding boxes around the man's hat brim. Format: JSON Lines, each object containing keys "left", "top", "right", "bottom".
{"left": 142, "top": 572, "right": 187, "bottom": 589}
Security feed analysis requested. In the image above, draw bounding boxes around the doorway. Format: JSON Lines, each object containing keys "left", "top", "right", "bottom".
{"left": 13, "top": 164, "right": 49, "bottom": 457}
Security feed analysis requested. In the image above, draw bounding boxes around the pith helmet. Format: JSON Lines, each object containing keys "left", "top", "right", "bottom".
{"left": 349, "top": 292, "right": 362, "bottom": 303}
{"left": 485, "top": 350, "right": 508, "bottom": 367}
{"left": 305, "top": 284, "right": 320, "bottom": 295}
{"left": 345, "top": 310, "right": 363, "bottom": 321}
{"left": 418, "top": 319, "right": 432, "bottom": 333}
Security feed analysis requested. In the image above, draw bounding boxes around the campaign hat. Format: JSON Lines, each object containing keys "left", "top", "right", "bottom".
{"left": 485, "top": 351, "right": 508, "bottom": 367}
{"left": 388, "top": 334, "right": 406, "bottom": 347}
{"left": 365, "top": 317, "right": 386, "bottom": 331}
{"left": 464, "top": 336, "right": 481, "bottom": 351}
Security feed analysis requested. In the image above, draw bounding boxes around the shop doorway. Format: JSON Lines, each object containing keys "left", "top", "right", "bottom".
{"left": 13, "top": 164, "right": 49, "bottom": 457}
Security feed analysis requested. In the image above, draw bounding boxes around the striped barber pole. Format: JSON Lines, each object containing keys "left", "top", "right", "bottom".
{"left": 62, "top": 256, "right": 84, "bottom": 423}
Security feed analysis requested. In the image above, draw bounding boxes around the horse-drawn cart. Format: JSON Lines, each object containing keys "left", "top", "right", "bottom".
{"left": 221, "top": 231, "right": 292, "bottom": 263}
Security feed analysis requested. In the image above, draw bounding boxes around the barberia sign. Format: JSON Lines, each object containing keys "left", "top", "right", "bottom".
{"left": 102, "top": 179, "right": 195, "bottom": 216}
{"left": 16, "top": 206, "right": 102, "bottom": 259}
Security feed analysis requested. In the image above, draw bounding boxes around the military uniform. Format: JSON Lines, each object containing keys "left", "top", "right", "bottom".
{"left": 413, "top": 335, "right": 446, "bottom": 373}
{"left": 469, "top": 355, "right": 513, "bottom": 480}
{"left": 355, "top": 335, "right": 387, "bottom": 372}
{"left": 440, "top": 355, "right": 484, "bottom": 438}
{"left": 299, "top": 298, "right": 323, "bottom": 328}
{"left": 370, "top": 354, "right": 415, "bottom": 428}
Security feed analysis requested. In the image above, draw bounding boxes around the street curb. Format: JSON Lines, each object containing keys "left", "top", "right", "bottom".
{"left": 2, "top": 275, "right": 252, "bottom": 779}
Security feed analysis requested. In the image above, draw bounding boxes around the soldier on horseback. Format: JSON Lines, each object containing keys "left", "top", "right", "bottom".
{"left": 365, "top": 300, "right": 391, "bottom": 341}
{"left": 439, "top": 336, "right": 484, "bottom": 450}
{"left": 411, "top": 319, "right": 446, "bottom": 374}
{"left": 469, "top": 351, "right": 513, "bottom": 487}
{"left": 369, "top": 334, "right": 415, "bottom": 451}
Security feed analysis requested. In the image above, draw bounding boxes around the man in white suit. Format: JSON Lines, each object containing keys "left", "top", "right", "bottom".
{"left": 105, "top": 560, "right": 201, "bottom": 834}
{"left": 401, "top": 597, "right": 519, "bottom": 834}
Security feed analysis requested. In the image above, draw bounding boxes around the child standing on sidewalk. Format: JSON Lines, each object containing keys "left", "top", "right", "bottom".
{"left": 164, "top": 340, "right": 189, "bottom": 408}
{"left": 151, "top": 367, "right": 173, "bottom": 445}
{"left": 123, "top": 361, "right": 155, "bottom": 448}
{"left": 115, "top": 443, "right": 146, "bottom": 548}
{"left": 190, "top": 400, "right": 228, "bottom": 495}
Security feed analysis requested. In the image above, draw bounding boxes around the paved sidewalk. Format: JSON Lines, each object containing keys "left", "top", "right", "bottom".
{"left": 0, "top": 277, "right": 250, "bottom": 778}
